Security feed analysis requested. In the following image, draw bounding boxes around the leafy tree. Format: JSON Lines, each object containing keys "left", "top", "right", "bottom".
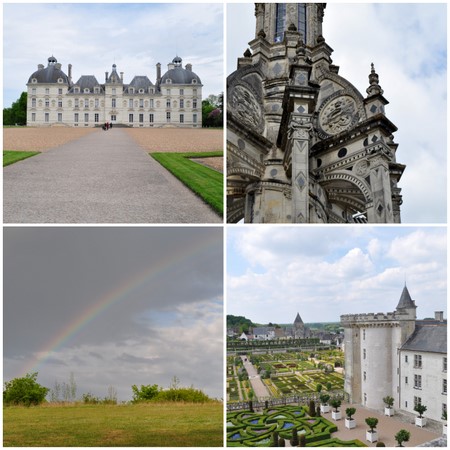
{"left": 3, "top": 92, "right": 27, "bottom": 126}
{"left": 131, "top": 383, "right": 160, "bottom": 403}
{"left": 319, "top": 393, "right": 330, "bottom": 405}
{"left": 365, "top": 417, "right": 378, "bottom": 432}
{"left": 345, "top": 407, "right": 356, "bottom": 420}
{"left": 383, "top": 395, "right": 394, "bottom": 408}
{"left": 414, "top": 403, "right": 427, "bottom": 418}
{"left": 394, "top": 429, "right": 410, "bottom": 447}
{"left": 3, "top": 372, "right": 49, "bottom": 406}
{"left": 202, "top": 94, "right": 223, "bottom": 128}
{"left": 316, "top": 383, "right": 322, "bottom": 393}
{"left": 330, "top": 398, "right": 341, "bottom": 412}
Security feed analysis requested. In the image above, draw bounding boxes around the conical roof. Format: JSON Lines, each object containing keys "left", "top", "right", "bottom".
{"left": 396, "top": 285, "right": 416, "bottom": 310}
{"left": 294, "top": 312, "right": 304, "bottom": 325}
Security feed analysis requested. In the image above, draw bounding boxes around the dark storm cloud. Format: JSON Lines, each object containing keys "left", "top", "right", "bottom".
{"left": 3, "top": 227, "right": 223, "bottom": 400}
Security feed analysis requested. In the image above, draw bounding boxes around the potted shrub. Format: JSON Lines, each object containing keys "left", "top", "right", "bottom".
{"left": 442, "top": 410, "right": 447, "bottom": 436}
{"left": 414, "top": 403, "right": 427, "bottom": 427}
{"left": 395, "top": 429, "right": 410, "bottom": 447}
{"left": 330, "top": 398, "right": 342, "bottom": 421}
{"left": 320, "top": 393, "right": 331, "bottom": 414}
{"left": 345, "top": 407, "right": 356, "bottom": 429}
{"left": 383, "top": 395, "right": 395, "bottom": 416}
{"left": 365, "top": 417, "right": 378, "bottom": 443}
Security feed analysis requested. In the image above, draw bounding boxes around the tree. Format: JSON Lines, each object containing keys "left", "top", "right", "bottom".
{"left": 414, "top": 403, "right": 427, "bottom": 418}
{"left": 319, "top": 393, "right": 330, "bottom": 405}
{"left": 394, "top": 429, "right": 410, "bottom": 447}
{"left": 3, "top": 92, "right": 27, "bottom": 126}
{"left": 131, "top": 383, "right": 160, "bottom": 402}
{"left": 330, "top": 398, "right": 341, "bottom": 412}
{"left": 316, "top": 383, "right": 322, "bottom": 393}
{"left": 3, "top": 372, "right": 49, "bottom": 406}
{"left": 202, "top": 94, "right": 223, "bottom": 128}
{"left": 383, "top": 395, "right": 394, "bottom": 408}
{"left": 365, "top": 417, "right": 378, "bottom": 433}
{"left": 345, "top": 407, "right": 356, "bottom": 420}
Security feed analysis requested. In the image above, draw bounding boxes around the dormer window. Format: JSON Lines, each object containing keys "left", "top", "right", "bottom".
{"left": 129, "top": 88, "right": 135, "bottom": 94}
{"left": 84, "top": 88, "right": 90, "bottom": 93}
{"left": 150, "top": 88, "right": 154, "bottom": 94}
{"left": 74, "top": 87, "right": 80, "bottom": 93}
{"left": 139, "top": 88, "right": 144, "bottom": 94}
{"left": 57, "top": 78, "right": 64, "bottom": 84}
{"left": 94, "top": 87, "right": 100, "bottom": 94}
{"left": 32, "top": 78, "right": 37, "bottom": 84}
{"left": 192, "top": 79, "right": 197, "bottom": 84}
{"left": 166, "top": 79, "right": 172, "bottom": 84}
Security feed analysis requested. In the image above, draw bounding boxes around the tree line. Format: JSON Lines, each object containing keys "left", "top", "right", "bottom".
{"left": 3, "top": 373, "right": 215, "bottom": 407}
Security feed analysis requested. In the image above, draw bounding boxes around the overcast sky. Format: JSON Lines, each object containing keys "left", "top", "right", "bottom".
{"left": 4, "top": 227, "right": 223, "bottom": 401}
{"left": 3, "top": 3, "right": 223, "bottom": 107}
{"left": 227, "top": 3, "right": 447, "bottom": 224}
{"left": 227, "top": 226, "right": 447, "bottom": 324}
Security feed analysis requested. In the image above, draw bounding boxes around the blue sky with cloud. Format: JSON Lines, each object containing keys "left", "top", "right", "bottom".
{"left": 227, "top": 226, "right": 447, "bottom": 324}
{"left": 3, "top": 3, "right": 223, "bottom": 107}
{"left": 227, "top": 3, "right": 447, "bottom": 223}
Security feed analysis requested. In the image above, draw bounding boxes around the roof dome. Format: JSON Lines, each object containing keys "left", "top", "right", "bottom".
{"left": 160, "top": 56, "right": 202, "bottom": 85}
{"left": 28, "top": 56, "right": 69, "bottom": 84}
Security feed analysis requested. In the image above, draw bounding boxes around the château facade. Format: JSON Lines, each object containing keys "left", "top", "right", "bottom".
{"left": 227, "top": 4, "right": 405, "bottom": 223}
{"left": 341, "top": 286, "right": 447, "bottom": 424}
{"left": 26, "top": 55, "right": 202, "bottom": 128}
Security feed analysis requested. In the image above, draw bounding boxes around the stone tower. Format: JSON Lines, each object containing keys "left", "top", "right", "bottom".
{"left": 340, "top": 286, "right": 417, "bottom": 410}
{"left": 293, "top": 312, "right": 308, "bottom": 338}
{"left": 227, "top": 3, "right": 405, "bottom": 223}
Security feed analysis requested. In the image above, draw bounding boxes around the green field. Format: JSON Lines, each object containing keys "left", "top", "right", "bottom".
{"left": 3, "top": 402, "right": 223, "bottom": 447}
{"left": 150, "top": 151, "right": 223, "bottom": 215}
{"left": 3, "top": 150, "right": 40, "bottom": 166}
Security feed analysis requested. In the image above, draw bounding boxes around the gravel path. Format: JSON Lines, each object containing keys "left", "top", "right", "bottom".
{"left": 3, "top": 128, "right": 222, "bottom": 224}
{"left": 241, "top": 355, "right": 271, "bottom": 400}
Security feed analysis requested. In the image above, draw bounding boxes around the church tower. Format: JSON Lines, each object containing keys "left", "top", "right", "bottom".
{"left": 227, "top": 3, "right": 405, "bottom": 223}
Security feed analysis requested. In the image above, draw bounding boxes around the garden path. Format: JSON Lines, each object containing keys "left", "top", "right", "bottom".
{"left": 3, "top": 128, "right": 221, "bottom": 223}
{"left": 241, "top": 355, "right": 271, "bottom": 400}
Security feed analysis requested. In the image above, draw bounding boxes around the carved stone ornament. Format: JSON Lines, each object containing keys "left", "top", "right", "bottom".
{"left": 229, "top": 84, "right": 263, "bottom": 132}
{"left": 318, "top": 94, "right": 358, "bottom": 136}
{"left": 354, "top": 160, "right": 370, "bottom": 178}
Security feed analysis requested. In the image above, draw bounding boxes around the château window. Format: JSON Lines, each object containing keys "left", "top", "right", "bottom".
{"left": 95, "top": 99, "right": 99, "bottom": 108}
{"left": 139, "top": 89, "right": 144, "bottom": 94}
{"left": 149, "top": 113, "right": 154, "bottom": 123}
{"left": 45, "top": 99, "right": 49, "bottom": 108}
{"left": 45, "top": 88, "right": 50, "bottom": 94}
{"left": 193, "top": 113, "right": 197, "bottom": 124}
{"left": 84, "top": 88, "right": 90, "bottom": 93}
{"left": 129, "top": 114, "right": 134, "bottom": 123}
{"left": 129, "top": 88, "right": 134, "bottom": 94}
{"left": 443, "top": 379, "right": 447, "bottom": 394}
{"left": 405, "top": 376, "right": 408, "bottom": 384}
{"left": 139, "top": 99, "right": 144, "bottom": 108}
{"left": 166, "top": 112, "right": 171, "bottom": 123}
{"left": 58, "top": 100, "right": 63, "bottom": 108}
{"left": 414, "top": 354, "right": 422, "bottom": 369}
{"left": 58, "top": 113, "right": 62, "bottom": 122}
{"left": 112, "top": 88, "right": 116, "bottom": 95}
{"left": 414, "top": 374, "right": 422, "bottom": 389}
{"left": 363, "top": 349, "right": 366, "bottom": 359}
{"left": 363, "top": 371, "right": 366, "bottom": 381}
{"left": 193, "top": 99, "right": 197, "bottom": 109}
{"left": 74, "top": 87, "right": 80, "bottom": 93}
{"left": 405, "top": 355, "right": 408, "bottom": 363}
{"left": 180, "top": 114, "right": 184, "bottom": 123}
{"left": 32, "top": 98, "right": 36, "bottom": 108}
{"left": 298, "top": 4, "right": 307, "bottom": 41}
{"left": 84, "top": 99, "right": 89, "bottom": 108}
{"left": 444, "top": 357, "right": 447, "bottom": 372}
{"left": 149, "top": 99, "right": 154, "bottom": 108}
{"left": 166, "top": 99, "right": 171, "bottom": 108}
{"left": 45, "top": 113, "right": 49, "bottom": 123}
{"left": 129, "top": 99, "right": 133, "bottom": 108}
{"left": 111, "top": 115, "right": 116, "bottom": 121}
{"left": 139, "top": 114, "right": 144, "bottom": 123}
{"left": 414, "top": 396, "right": 422, "bottom": 408}
{"left": 32, "top": 88, "right": 36, "bottom": 95}
{"left": 31, "top": 113, "right": 36, "bottom": 122}
{"left": 363, "top": 329, "right": 365, "bottom": 340}
{"left": 58, "top": 88, "right": 63, "bottom": 95}
{"left": 112, "top": 98, "right": 116, "bottom": 108}
{"left": 84, "top": 113, "right": 89, "bottom": 122}
{"left": 94, "top": 113, "right": 99, "bottom": 123}
{"left": 180, "top": 99, "right": 184, "bottom": 108}
{"left": 180, "top": 89, "right": 184, "bottom": 95}
{"left": 74, "top": 113, "right": 79, "bottom": 123}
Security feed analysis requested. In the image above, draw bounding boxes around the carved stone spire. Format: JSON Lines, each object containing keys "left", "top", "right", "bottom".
{"left": 366, "top": 63, "right": 384, "bottom": 97}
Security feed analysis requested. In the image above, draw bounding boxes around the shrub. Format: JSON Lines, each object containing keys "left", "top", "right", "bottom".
{"left": 290, "top": 428, "right": 299, "bottom": 446}
{"left": 330, "top": 398, "right": 341, "bottom": 412}
{"left": 365, "top": 417, "right": 378, "bottom": 432}
{"left": 271, "top": 431, "right": 279, "bottom": 447}
{"left": 414, "top": 403, "right": 427, "bottom": 418}
{"left": 309, "top": 400, "right": 316, "bottom": 417}
{"left": 299, "top": 433, "right": 306, "bottom": 447}
{"left": 3, "top": 372, "right": 49, "bottom": 406}
{"left": 316, "top": 383, "right": 322, "bottom": 393}
{"left": 383, "top": 395, "right": 394, "bottom": 408}
{"left": 320, "top": 394, "right": 330, "bottom": 405}
{"left": 131, "top": 384, "right": 160, "bottom": 403}
{"left": 155, "top": 387, "right": 212, "bottom": 403}
{"left": 395, "top": 429, "right": 410, "bottom": 447}
{"left": 346, "top": 407, "right": 356, "bottom": 420}
{"left": 375, "top": 442, "right": 386, "bottom": 447}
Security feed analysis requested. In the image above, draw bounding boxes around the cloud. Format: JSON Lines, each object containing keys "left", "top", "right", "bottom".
{"left": 227, "top": 227, "right": 446, "bottom": 324}
{"left": 3, "top": 3, "right": 223, "bottom": 107}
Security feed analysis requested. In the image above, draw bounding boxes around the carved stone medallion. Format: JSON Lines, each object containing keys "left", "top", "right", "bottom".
{"left": 229, "top": 84, "right": 263, "bottom": 132}
{"left": 318, "top": 94, "right": 358, "bottom": 136}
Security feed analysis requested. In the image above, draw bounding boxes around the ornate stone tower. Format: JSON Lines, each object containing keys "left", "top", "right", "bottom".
{"left": 227, "top": 3, "right": 405, "bottom": 223}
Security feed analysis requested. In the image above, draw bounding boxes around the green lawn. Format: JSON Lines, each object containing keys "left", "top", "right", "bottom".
{"left": 150, "top": 151, "right": 223, "bottom": 215}
{"left": 4, "top": 150, "right": 40, "bottom": 167}
{"left": 3, "top": 402, "right": 223, "bottom": 447}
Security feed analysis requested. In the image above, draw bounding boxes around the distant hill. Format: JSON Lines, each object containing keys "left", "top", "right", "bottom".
{"left": 227, "top": 315, "right": 255, "bottom": 333}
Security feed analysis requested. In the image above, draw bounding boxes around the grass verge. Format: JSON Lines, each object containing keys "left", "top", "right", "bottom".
{"left": 4, "top": 150, "right": 40, "bottom": 167}
{"left": 150, "top": 151, "right": 223, "bottom": 216}
{"left": 3, "top": 402, "right": 223, "bottom": 447}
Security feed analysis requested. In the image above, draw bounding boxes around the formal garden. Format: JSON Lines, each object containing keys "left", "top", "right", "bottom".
{"left": 227, "top": 405, "right": 366, "bottom": 447}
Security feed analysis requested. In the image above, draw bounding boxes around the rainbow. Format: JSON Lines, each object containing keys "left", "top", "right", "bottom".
{"left": 22, "top": 231, "right": 222, "bottom": 376}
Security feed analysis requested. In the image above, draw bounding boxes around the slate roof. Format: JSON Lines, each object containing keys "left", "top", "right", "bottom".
{"left": 401, "top": 322, "right": 447, "bottom": 354}
{"left": 28, "top": 56, "right": 69, "bottom": 84}
{"left": 69, "top": 75, "right": 102, "bottom": 93}
{"left": 396, "top": 285, "right": 416, "bottom": 310}
{"left": 161, "top": 57, "right": 202, "bottom": 85}
{"left": 294, "top": 312, "right": 304, "bottom": 325}
{"left": 125, "top": 76, "right": 154, "bottom": 94}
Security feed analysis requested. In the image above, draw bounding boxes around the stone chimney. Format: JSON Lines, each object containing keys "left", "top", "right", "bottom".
{"left": 435, "top": 311, "right": 444, "bottom": 322}
{"left": 38, "top": 64, "right": 44, "bottom": 70}
{"left": 168, "top": 63, "right": 175, "bottom": 70}
{"left": 105, "top": 72, "right": 109, "bottom": 82}
{"left": 186, "top": 63, "right": 192, "bottom": 71}
{"left": 120, "top": 72, "right": 124, "bottom": 82}
{"left": 68, "top": 64, "right": 72, "bottom": 82}
{"left": 156, "top": 63, "right": 161, "bottom": 81}
{"left": 55, "top": 63, "right": 62, "bottom": 70}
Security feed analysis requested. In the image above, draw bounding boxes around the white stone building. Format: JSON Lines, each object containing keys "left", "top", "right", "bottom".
{"left": 26, "top": 55, "right": 202, "bottom": 128}
{"left": 341, "top": 286, "right": 447, "bottom": 423}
